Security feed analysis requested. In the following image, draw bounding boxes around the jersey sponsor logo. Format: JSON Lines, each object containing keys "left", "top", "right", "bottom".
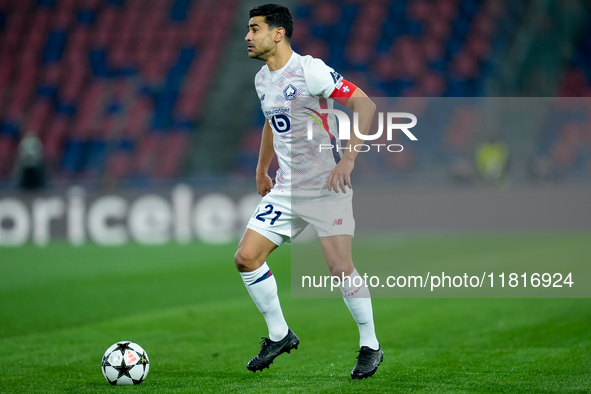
{"left": 283, "top": 84, "right": 297, "bottom": 100}
{"left": 264, "top": 108, "right": 290, "bottom": 117}
{"left": 271, "top": 114, "right": 291, "bottom": 133}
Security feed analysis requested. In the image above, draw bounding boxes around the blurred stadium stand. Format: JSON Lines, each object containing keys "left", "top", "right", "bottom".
{"left": 236, "top": 0, "right": 591, "bottom": 183}
{"left": 0, "top": 0, "right": 236, "bottom": 187}
{"left": 0, "top": 0, "right": 590, "bottom": 190}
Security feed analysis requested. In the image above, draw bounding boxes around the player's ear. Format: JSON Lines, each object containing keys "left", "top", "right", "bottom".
{"left": 274, "top": 27, "right": 285, "bottom": 42}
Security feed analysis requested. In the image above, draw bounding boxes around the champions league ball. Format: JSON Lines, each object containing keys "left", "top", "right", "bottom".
{"left": 101, "top": 341, "right": 150, "bottom": 385}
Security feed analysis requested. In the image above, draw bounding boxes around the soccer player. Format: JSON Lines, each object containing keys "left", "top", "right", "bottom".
{"left": 235, "top": 4, "right": 383, "bottom": 379}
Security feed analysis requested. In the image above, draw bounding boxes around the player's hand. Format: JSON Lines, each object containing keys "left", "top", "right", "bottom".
{"left": 327, "top": 157, "right": 354, "bottom": 193}
{"left": 256, "top": 173, "right": 274, "bottom": 196}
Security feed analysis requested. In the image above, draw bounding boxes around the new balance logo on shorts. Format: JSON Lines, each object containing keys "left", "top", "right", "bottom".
{"left": 332, "top": 219, "right": 343, "bottom": 226}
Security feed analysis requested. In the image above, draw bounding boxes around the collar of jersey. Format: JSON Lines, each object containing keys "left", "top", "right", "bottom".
{"left": 267, "top": 51, "right": 297, "bottom": 79}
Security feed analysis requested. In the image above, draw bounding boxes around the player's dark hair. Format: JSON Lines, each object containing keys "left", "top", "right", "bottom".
{"left": 249, "top": 4, "right": 293, "bottom": 41}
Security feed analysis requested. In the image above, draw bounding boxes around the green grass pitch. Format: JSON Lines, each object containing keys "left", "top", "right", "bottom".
{"left": 1, "top": 233, "right": 590, "bottom": 392}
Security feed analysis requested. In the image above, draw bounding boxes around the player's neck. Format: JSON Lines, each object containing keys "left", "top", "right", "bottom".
{"left": 266, "top": 46, "right": 293, "bottom": 72}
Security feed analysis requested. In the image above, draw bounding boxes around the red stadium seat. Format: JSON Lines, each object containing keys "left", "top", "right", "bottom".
{"left": 43, "top": 117, "right": 69, "bottom": 164}
{"left": 351, "top": 21, "right": 380, "bottom": 43}
{"left": 123, "top": 107, "right": 151, "bottom": 139}
{"left": 373, "top": 53, "right": 399, "bottom": 81}
{"left": 314, "top": 1, "right": 342, "bottom": 26}
{"left": 0, "top": 63, "right": 11, "bottom": 95}
{"left": 26, "top": 100, "right": 53, "bottom": 136}
{"left": 435, "top": 0, "right": 459, "bottom": 21}
{"left": 558, "top": 69, "right": 588, "bottom": 97}
{"left": 125, "top": 0, "right": 144, "bottom": 11}
{"left": 105, "top": 151, "right": 131, "bottom": 179}
{"left": 451, "top": 51, "right": 479, "bottom": 79}
{"left": 419, "top": 71, "right": 446, "bottom": 96}
{"left": 482, "top": 0, "right": 505, "bottom": 19}
{"left": 42, "top": 63, "right": 62, "bottom": 85}
{"left": 54, "top": 10, "right": 73, "bottom": 30}
{"left": 407, "top": 0, "right": 432, "bottom": 22}
{"left": 422, "top": 36, "right": 444, "bottom": 63}
{"left": 472, "top": 15, "right": 495, "bottom": 38}
{"left": 302, "top": 39, "right": 329, "bottom": 62}
{"left": 117, "top": 25, "right": 135, "bottom": 50}
{"left": 6, "top": 93, "right": 29, "bottom": 119}
{"left": 56, "top": 0, "right": 77, "bottom": 11}
{"left": 144, "top": 11, "right": 165, "bottom": 31}
{"left": 151, "top": 0, "right": 171, "bottom": 10}
{"left": 67, "top": 27, "right": 91, "bottom": 51}
{"left": 30, "top": 10, "right": 51, "bottom": 32}
{"left": 466, "top": 35, "right": 490, "bottom": 60}
{"left": 161, "top": 25, "right": 184, "bottom": 49}
{"left": 194, "top": 49, "right": 218, "bottom": 80}
{"left": 14, "top": 0, "right": 34, "bottom": 12}
{"left": 154, "top": 132, "right": 187, "bottom": 178}
{"left": 99, "top": 115, "right": 120, "bottom": 139}
{"left": 79, "top": 0, "right": 102, "bottom": 9}
{"left": 424, "top": 17, "right": 452, "bottom": 41}
{"left": 135, "top": 133, "right": 159, "bottom": 175}
{"left": 0, "top": 136, "right": 15, "bottom": 176}
{"left": 345, "top": 39, "right": 373, "bottom": 67}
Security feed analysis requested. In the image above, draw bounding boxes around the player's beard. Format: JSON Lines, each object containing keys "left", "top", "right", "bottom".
{"left": 248, "top": 40, "right": 275, "bottom": 62}
{"left": 249, "top": 47, "right": 271, "bottom": 61}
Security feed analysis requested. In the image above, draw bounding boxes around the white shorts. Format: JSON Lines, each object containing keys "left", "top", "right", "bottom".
{"left": 247, "top": 188, "right": 355, "bottom": 246}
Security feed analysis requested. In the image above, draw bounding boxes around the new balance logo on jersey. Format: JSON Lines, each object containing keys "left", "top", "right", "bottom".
{"left": 330, "top": 71, "right": 342, "bottom": 84}
{"left": 331, "top": 71, "right": 344, "bottom": 89}
{"left": 332, "top": 219, "right": 343, "bottom": 226}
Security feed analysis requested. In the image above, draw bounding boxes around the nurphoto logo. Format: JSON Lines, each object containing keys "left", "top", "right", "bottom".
{"left": 305, "top": 109, "right": 417, "bottom": 153}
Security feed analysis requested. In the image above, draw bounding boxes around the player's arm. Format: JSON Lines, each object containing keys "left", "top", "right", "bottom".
{"left": 327, "top": 85, "right": 376, "bottom": 193}
{"left": 256, "top": 119, "right": 275, "bottom": 196}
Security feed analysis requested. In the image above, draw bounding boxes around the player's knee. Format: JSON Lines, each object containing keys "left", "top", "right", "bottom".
{"left": 329, "top": 267, "right": 346, "bottom": 278}
{"left": 233, "top": 249, "right": 248, "bottom": 271}
{"left": 328, "top": 262, "right": 354, "bottom": 278}
{"left": 234, "top": 248, "right": 259, "bottom": 272}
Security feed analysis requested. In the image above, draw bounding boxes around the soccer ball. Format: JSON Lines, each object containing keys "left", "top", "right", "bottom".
{"left": 101, "top": 341, "right": 150, "bottom": 385}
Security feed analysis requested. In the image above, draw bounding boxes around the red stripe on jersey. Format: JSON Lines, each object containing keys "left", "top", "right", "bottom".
{"left": 329, "top": 79, "right": 357, "bottom": 105}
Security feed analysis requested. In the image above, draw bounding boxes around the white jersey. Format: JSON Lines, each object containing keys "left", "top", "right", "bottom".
{"left": 254, "top": 52, "right": 345, "bottom": 192}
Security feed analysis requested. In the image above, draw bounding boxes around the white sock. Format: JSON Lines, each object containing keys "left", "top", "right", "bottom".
{"left": 338, "top": 268, "right": 380, "bottom": 350}
{"left": 241, "top": 262, "right": 289, "bottom": 342}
